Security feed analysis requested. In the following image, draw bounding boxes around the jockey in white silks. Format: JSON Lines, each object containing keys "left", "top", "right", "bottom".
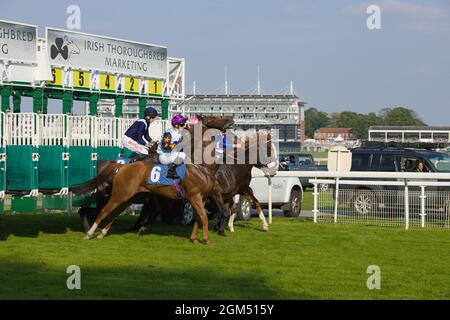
{"left": 122, "top": 106, "right": 159, "bottom": 156}
{"left": 157, "top": 114, "right": 188, "bottom": 179}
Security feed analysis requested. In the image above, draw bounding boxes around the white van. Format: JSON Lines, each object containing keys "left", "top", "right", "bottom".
{"left": 234, "top": 167, "right": 304, "bottom": 220}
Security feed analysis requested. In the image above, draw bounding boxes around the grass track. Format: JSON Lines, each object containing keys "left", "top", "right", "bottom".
{"left": 0, "top": 214, "right": 449, "bottom": 300}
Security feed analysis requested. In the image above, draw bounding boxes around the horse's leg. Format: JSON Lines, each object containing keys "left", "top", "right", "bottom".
{"left": 84, "top": 199, "right": 119, "bottom": 240}
{"left": 190, "top": 221, "right": 200, "bottom": 244}
{"left": 189, "top": 194, "right": 210, "bottom": 245}
{"left": 138, "top": 194, "right": 161, "bottom": 235}
{"left": 97, "top": 201, "right": 132, "bottom": 239}
{"left": 210, "top": 194, "right": 228, "bottom": 236}
{"left": 243, "top": 192, "right": 269, "bottom": 232}
{"left": 228, "top": 200, "right": 237, "bottom": 233}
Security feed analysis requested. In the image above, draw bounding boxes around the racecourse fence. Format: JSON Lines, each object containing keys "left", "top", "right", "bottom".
{"left": 252, "top": 171, "right": 450, "bottom": 229}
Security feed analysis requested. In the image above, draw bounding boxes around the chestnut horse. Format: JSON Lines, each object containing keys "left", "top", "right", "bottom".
{"left": 133, "top": 131, "right": 278, "bottom": 235}
{"left": 78, "top": 115, "right": 234, "bottom": 232}
{"left": 72, "top": 115, "right": 234, "bottom": 244}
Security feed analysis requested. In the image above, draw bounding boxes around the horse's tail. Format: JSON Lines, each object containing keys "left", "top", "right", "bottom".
{"left": 70, "top": 162, "right": 121, "bottom": 195}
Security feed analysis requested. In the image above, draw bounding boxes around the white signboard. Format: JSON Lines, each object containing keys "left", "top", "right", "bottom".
{"left": 0, "top": 20, "right": 37, "bottom": 64}
{"left": 327, "top": 146, "right": 352, "bottom": 172}
{"left": 46, "top": 28, "right": 167, "bottom": 79}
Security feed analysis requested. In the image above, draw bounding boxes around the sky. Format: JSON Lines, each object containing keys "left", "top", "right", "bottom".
{"left": 1, "top": 0, "right": 449, "bottom": 125}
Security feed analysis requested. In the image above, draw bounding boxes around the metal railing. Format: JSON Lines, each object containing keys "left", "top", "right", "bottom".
{"left": 252, "top": 171, "right": 450, "bottom": 229}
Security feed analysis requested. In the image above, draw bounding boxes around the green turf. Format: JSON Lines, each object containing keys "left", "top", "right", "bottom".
{"left": 1, "top": 214, "right": 449, "bottom": 300}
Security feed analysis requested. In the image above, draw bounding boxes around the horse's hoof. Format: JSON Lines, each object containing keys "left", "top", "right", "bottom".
{"left": 229, "top": 228, "right": 235, "bottom": 233}
{"left": 263, "top": 225, "right": 269, "bottom": 232}
{"left": 97, "top": 233, "right": 105, "bottom": 239}
{"left": 137, "top": 227, "right": 147, "bottom": 236}
{"left": 83, "top": 234, "right": 94, "bottom": 240}
{"left": 190, "top": 239, "right": 200, "bottom": 245}
{"left": 204, "top": 239, "right": 211, "bottom": 246}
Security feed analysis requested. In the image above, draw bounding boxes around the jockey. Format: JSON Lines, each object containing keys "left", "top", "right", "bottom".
{"left": 157, "top": 114, "right": 188, "bottom": 179}
{"left": 122, "top": 106, "right": 159, "bottom": 156}
{"left": 214, "top": 131, "right": 241, "bottom": 164}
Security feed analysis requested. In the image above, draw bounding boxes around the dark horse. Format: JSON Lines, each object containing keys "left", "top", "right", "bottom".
{"left": 133, "top": 131, "right": 278, "bottom": 235}
{"left": 72, "top": 115, "right": 234, "bottom": 244}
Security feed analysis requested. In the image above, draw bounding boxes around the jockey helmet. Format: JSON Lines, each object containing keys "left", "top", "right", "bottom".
{"left": 144, "top": 106, "right": 158, "bottom": 117}
{"left": 171, "top": 114, "right": 188, "bottom": 127}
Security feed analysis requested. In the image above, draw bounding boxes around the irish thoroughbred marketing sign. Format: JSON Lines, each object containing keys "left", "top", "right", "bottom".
{"left": 0, "top": 19, "right": 37, "bottom": 64}
{"left": 46, "top": 28, "right": 167, "bottom": 79}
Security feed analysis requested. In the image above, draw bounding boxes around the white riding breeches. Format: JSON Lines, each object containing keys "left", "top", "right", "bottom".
{"left": 159, "top": 152, "right": 186, "bottom": 165}
{"left": 122, "top": 136, "right": 148, "bottom": 155}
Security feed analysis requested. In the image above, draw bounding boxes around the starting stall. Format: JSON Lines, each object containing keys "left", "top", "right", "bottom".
{"left": 0, "top": 19, "right": 185, "bottom": 214}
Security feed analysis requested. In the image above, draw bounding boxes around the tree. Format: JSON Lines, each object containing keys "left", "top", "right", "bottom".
{"left": 304, "top": 107, "right": 330, "bottom": 138}
{"left": 379, "top": 107, "right": 426, "bottom": 126}
{"left": 331, "top": 111, "right": 383, "bottom": 139}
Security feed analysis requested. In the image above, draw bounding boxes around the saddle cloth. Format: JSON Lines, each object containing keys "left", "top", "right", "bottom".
{"left": 147, "top": 164, "right": 187, "bottom": 185}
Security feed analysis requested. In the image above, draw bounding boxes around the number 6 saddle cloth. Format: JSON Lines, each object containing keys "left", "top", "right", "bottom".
{"left": 147, "top": 164, "right": 187, "bottom": 186}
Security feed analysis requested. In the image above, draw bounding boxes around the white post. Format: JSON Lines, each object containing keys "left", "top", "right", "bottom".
{"left": 313, "top": 180, "right": 318, "bottom": 223}
{"left": 334, "top": 177, "right": 340, "bottom": 224}
{"left": 420, "top": 186, "right": 426, "bottom": 228}
{"left": 268, "top": 176, "right": 272, "bottom": 224}
{"left": 404, "top": 179, "right": 409, "bottom": 230}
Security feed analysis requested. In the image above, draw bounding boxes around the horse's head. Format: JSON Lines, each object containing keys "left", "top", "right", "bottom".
{"left": 241, "top": 131, "right": 278, "bottom": 176}
{"left": 196, "top": 115, "right": 234, "bottom": 131}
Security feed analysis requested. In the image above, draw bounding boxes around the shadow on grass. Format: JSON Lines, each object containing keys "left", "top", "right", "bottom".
{"left": 0, "top": 214, "right": 236, "bottom": 241}
{"left": 0, "top": 260, "right": 319, "bottom": 300}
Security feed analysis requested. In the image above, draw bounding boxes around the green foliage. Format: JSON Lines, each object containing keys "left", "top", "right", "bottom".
{"left": 310, "top": 106, "right": 426, "bottom": 139}
{"left": 379, "top": 107, "right": 426, "bottom": 127}
{"left": 304, "top": 108, "right": 330, "bottom": 138}
{"left": 1, "top": 214, "right": 450, "bottom": 299}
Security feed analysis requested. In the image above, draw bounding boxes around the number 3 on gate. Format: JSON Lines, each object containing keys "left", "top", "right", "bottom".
{"left": 150, "top": 166, "right": 161, "bottom": 183}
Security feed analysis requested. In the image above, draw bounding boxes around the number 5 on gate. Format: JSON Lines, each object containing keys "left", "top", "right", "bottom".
{"left": 73, "top": 70, "right": 90, "bottom": 89}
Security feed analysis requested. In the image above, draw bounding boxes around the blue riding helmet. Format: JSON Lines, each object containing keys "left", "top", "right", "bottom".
{"left": 144, "top": 106, "right": 158, "bottom": 117}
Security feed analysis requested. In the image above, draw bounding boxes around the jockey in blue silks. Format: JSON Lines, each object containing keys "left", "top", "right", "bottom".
{"left": 122, "top": 106, "right": 159, "bottom": 156}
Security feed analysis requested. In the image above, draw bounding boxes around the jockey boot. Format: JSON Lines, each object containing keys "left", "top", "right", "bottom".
{"left": 167, "top": 163, "right": 180, "bottom": 179}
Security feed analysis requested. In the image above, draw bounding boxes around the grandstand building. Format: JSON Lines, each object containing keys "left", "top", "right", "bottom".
{"left": 369, "top": 126, "right": 450, "bottom": 144}
{"left": 96, "top": 94, "right": 306, "bottom": 152}
{"left": 182, "top": 94, "right": 305, "bottom": 152}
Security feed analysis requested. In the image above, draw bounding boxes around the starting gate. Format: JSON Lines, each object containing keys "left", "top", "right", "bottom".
{"left": 68, "top": 116, "right": 97, "bottom": 188}
{"left": 97, "top": 117, "right": 122, "bottom": 160}
{"left": 6, "top": 113, "right": 39, "bottom": 196}
{"left": 38, "top": 114, "right": 69, "bottom": 194}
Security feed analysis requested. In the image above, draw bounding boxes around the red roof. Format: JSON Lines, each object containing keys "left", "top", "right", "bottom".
{"left": 315, "top": 128, "right": 353, "bottom": 134}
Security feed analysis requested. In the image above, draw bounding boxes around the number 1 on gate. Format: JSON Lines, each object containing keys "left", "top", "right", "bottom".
{"left": 148, "top": 80, "right": 162, "bottom": 95}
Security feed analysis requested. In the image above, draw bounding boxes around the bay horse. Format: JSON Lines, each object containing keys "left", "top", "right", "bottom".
{"left": 72, "top": 115, "right": 234, "bottom": 244}
{"left": 215, "top": 131, "right": 278, "bottom": 233}
{"left": 133, "top": 131, "right": 278, "bottom": 235}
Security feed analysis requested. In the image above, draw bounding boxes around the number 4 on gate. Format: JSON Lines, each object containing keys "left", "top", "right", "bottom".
{"left": 100, "top": 74, "right": 116, "bottom": 91}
